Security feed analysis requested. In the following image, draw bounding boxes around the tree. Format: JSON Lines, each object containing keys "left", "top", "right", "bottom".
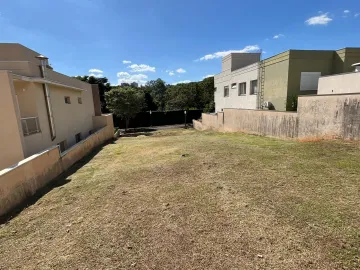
{"left": 198, "top": 76, "right": 215, "bottom": 112}
{"left": 74, "top": 75, "right": 112, "bottom": 112}
{"left": 105, "top": 87, "right": 144, "bottom": 131}
{"left": 145, "top": 79, "right": 167, "bottom": 111}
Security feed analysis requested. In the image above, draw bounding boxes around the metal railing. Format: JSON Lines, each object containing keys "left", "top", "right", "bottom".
{"left": 21, "top": 117, "right": 41, "bottom": 136}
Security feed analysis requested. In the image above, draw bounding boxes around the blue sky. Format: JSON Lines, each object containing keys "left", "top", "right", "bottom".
{"left": 0, "top": 0, "right": 359, "bottom": 85}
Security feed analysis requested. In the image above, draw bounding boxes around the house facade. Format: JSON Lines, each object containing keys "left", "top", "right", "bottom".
{"left": 214, "top": 48, "right": 360, "bottom": 112}
{"left": 0, "top": 43, "right": 106, "bottom": 170}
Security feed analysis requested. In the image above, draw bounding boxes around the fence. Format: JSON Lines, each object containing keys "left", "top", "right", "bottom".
{"left": 195, "top": 93, "right": 360, "bottom": 140}
{"left": 113, "top": 110, "right": 203, "bottom": 129}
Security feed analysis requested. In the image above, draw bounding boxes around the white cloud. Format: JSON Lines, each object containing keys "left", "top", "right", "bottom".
{"left": 128, "top": 64, "right": 155, "bottom": 72}
{"left": 89, "top": 73, "right": 103, "bottom": 78}
{"left": 344, "top": 10, "right": 350, "bottom": 13}
{"left": 355, "top": 13, "right": 359, "bottom": 17}
{"left": 273, "top": 34, "right": 284, "bottom": 39}
{"left": 88, "top": 68, "right": 103, "bottom": 73}
{"left": 176, "top": 68, "right": 186, "bottom": 73}
{"left": 117, "top": 72, "right": 148, "bottom": 85}
{"left": 197, "top": 45, "right": 261, "bottom": 61}
{"left": 122, "top": 60, "right": 132, "bottom": 64}
{"left": 203, "top": 75, "right": 214, "bottom": 79}
{"left": 172, "top": 80, "right": 191, "bottom": 85}
{"left": 166, "top": 70, "right": 175, "bottom": 76}
{"left": 305, "top": 13, "right": 332, "bottom": 25}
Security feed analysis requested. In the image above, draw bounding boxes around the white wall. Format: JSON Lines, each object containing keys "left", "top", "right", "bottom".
{"left": 214, "top": 63, "right": 259, "bottom": 112}
{"left": 317, "top": 72, "right": 360, "bottom": 95}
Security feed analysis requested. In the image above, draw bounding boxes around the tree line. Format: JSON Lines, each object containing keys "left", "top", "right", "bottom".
{"left": 75, "top": 76, "right": 215, "bottom": 129}
{"left": 75, "top": 76, "right": 215, "bottom": 113}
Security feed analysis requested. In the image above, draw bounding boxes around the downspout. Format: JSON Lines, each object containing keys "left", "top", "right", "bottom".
{"left": 36, "top": 55, "right": 56, "bottom": 141}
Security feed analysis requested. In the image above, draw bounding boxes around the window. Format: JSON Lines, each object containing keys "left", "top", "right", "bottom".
{"left": 238, "top": 82, "right": 246, "bottom": 95}
{"left": 78, "top": 97, "right": 82, "bottom": 104}
{"left": 250, "top": 80, "right": 258, "bottom": 95}
{"left": 75, "top": 133, "right": 82, "bottom": 143}
{"left": 300, "top": 72, "right": 321, "bottom": 91}
{"left": 231, "top": 83, "right": 236, "bottom": 89}
{"left": 224, "top": 86, "right": 229, "bottom": 97}
{"left": 64, "top": 96, "right": 71, "bottom": 104}
{"left": 58, "top": 140, "right": 67, "bottom": 152}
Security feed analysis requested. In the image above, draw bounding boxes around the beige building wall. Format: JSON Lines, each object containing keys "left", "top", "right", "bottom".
{"left": 14, "top": 81, "right": 95, "bottom": 157}
{"left": 215, "top": 63, "right": 259, "bottom": 112}
{"left": 318, "top": 72, "right": 360, "bottom": 95}
{"left": 0, "top": 114, "right": 114, "bottom": 217}
{"left": 0, "top": 71, "right": 26, "bottom": 169}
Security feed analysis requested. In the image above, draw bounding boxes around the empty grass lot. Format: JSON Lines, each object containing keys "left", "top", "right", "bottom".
{"left": 1, "top": 129, "right": 360, "bottom": 269}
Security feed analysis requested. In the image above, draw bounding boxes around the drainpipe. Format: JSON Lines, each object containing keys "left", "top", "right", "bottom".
{"left": 36, "top": 55, "right": 56, "bottom": 141}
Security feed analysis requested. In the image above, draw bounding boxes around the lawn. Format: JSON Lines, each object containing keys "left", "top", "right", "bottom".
{"left": 1, "top": 129, "right": 360, "bottom": 269}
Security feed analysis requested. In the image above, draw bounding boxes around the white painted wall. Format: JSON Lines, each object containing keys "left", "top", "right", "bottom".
{"left": 317, "top": 72, "right": 360, "bottom": 95}
{"left": 214, "top": 63, "right": 259, "bottom": 112}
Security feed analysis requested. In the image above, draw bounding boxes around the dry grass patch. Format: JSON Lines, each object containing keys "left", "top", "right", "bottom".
{"left": 1, "top": 129, "right": 360, "bottom": 269}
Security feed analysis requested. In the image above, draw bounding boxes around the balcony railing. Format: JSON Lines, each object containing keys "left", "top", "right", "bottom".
{"left": 21, "top": 117, "right": 41, "bottom": 136}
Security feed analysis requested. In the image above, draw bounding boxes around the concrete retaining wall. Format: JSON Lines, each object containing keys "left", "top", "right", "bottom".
{"left": 197, "top": 94, "right": 360, "bottom": 141}
{"left": 198, "top": 109, "right": 298, "bottom": 139}
{"left": 298, "top": 94, "right": 360, "bottom": 140}
{"left": 0, "top": 114, "right": 114, "bottom": 217}
{"left": 223, "top": 109, "right": 298, "bottom": 138}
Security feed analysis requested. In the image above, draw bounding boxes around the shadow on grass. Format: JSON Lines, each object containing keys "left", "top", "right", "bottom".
{"left": 0, "top": 143, "right": 106, "bottom": 225}
{"left": 119, "top": 127, "right": 157, "bottom": 138}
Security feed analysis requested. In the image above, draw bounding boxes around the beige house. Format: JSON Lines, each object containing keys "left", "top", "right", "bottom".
{"left": 215, "top": 48, "right": 360, "bottom": 112}
{"left": 0, "top": 43, "right": 107, "bottom": 170}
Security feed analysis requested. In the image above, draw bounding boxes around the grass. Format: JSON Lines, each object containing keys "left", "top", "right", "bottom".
{"left": 1, "top": 129, "right": 360, "bottom": 269}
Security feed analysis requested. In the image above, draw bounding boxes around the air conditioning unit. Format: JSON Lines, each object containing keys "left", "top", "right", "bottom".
{"left": 352, "top": 62, "right": 360, "bottom": 72}
{"left": 263, "top": 101, "right": 273, "bottom": 108}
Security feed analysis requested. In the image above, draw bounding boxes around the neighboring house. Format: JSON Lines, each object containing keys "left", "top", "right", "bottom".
{"left": 0, "top": 43, "right": 104, "bottom": 170}
{"left": 214, "top": 48, "right": 360, "bottom": 112}
{"left": 317, "top": 63, "right": 360, "bottom": 95}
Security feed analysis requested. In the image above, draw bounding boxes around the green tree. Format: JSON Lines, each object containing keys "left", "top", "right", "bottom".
{"left": 198, "top": 76, "right": 215, "bottom": 112}
{"left": 105, "top": 87, "right": 144, "bottom": 131}
{"left": 145, "top": 79, "right": 167, "bottom": 111}
{"left": 74, "top": 75, "right": 112, "bottom": 112}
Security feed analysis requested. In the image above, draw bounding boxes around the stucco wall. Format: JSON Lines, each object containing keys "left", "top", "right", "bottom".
{"left": 0, "top": 71, "right": 25, "bottom": 170}
{"left": 215, "top": 63, "right": 259, "bottom": 112}
{"left": 223, "top": 109, "right": 298, "bottom": 138}
{"left": 201, "top": 113, "right": 224, "bottom": 130}
{"left": 199, "top": 109, "right": 298, "bottom": 138}
{"left": 192, "top": 119, "right": 203, "bottom": 131}
{"left": 14, "top": 80, "right": 95, "bottom": 157}
{"left": 262, "top": 51, "right": 290, "bottom": 111}
{"left": 287, "top": 50, "right": 334, "bottom": 107}
{"left": 298, "top": 94, "right": 360, "bottom": 140}
{"left": 0, "top": 115, "right": 114, "bottom": 217}
{"left": 317, "top": 72, "right": 360, "bottom": 95}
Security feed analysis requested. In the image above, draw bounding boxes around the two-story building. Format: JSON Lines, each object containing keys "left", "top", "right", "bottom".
{"left": 214, "top": 48, "right": 360, "bottom": 112}
{"left": 0, "top": 43, "right": 105, "bottom": 170}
